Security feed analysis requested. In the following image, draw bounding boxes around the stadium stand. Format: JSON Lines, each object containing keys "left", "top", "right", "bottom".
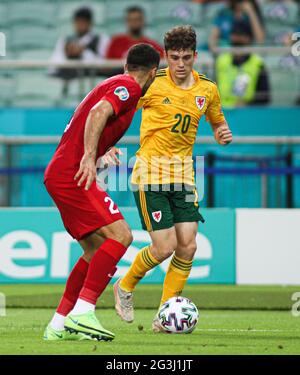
{"left": 0, "top": 0, "right": 299, "bottom": 106}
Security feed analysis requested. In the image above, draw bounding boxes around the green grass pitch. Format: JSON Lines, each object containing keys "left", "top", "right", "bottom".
{"left": 0, "top": 284, "right": 300, "bottom": 355}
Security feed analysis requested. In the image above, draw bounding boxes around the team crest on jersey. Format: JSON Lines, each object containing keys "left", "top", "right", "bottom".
{"left": 152, "top": 211, "right": 162, "bottom": 223}
{"left": 195, "top": 96, "right": 206, "bottom": 110}
{"left": 114, "top": 86, "right": 129, "bottom": 101}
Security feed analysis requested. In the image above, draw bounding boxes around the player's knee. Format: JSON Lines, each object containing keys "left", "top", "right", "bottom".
{"left": 152, "top": 241, "right": 176, "bottom": 261}
{"left": 121, "top": 229, "right": 133, "bottom": 248}
{"left": 82, "top": 248, "right": 97, "bottom": 263}
{"left": 177, "top": 240, "right": 197, "bottom": 259}
{"left": 110, "top": 226, "right": 133, "bottom": 248}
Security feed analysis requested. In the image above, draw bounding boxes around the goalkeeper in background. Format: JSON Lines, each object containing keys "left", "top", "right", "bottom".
{"left": 113, "top": 25, "right": 233, "bottom": 331}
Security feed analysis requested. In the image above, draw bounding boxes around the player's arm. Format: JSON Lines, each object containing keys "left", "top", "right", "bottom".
{"left": 74, "top": 100, "right": 114, "bottom": 190}
{"left": 210, "top": 120, "right": 233, "bottom": 145}
{"left": 206, "top": 83, "right": 233, "bottom": 146}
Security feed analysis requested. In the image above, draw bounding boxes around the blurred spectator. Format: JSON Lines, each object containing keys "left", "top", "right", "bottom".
{"left": 216, "top": 20, "right": 271, "bottom": 107}
{"left": 50, "top": 7, "right": 109, "bottom": 79}
{"left": 106, "top": 6, "right": 164, "bottom": 59}
{"left": 209, "top": 0, "right": 265, "bottom": 52}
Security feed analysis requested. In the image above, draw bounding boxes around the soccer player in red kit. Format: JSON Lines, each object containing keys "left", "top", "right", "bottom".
{"left": 43, "top": 44, "right": 160, "bottom": 341}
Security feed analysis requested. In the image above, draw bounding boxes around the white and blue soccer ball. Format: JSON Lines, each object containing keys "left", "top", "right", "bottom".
{"left": 158, "top": 296, "right": 199, "bottom": 334}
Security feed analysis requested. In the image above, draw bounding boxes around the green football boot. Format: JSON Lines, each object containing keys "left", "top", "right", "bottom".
{"left": 64, "top": 311, "right": 115, "bottom": 341}
{"left": 43, "top": 324, "right": 93, "bottom": 341}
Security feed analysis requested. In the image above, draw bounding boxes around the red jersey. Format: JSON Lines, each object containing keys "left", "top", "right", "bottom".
{"left": 45, "top": 74, "right": 141, "bottom": 179}
{"left": 106, "top": 34, "right": 164, "bottom": 59}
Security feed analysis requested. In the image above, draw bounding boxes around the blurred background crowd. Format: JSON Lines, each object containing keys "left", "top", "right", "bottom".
{"left": 0, "top": 0, "right": 299, "bottom": 108}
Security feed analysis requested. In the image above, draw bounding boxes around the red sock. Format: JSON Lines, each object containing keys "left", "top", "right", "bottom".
{"left": 79, "top": 239, "right": 127, "bottom": 305}
{"left": 56, "top": 257, "right": 89, "bottom": 316}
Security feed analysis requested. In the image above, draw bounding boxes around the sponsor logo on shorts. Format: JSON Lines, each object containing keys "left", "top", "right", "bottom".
{"left": 114, "top": 86, "right": 130, "bottom": 101}
{"left": 152, "top": 211, "right": 162, "bottom": 223}
{"left": 195, "top": 96, "right": 206, "bottom": 110}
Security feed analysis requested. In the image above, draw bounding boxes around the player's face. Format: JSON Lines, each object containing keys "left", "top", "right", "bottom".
{"left": 166, "top": 49, "right": 197, "bottom": 81}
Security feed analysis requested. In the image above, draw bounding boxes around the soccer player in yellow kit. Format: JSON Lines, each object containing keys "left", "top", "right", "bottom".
{"left": 113, "top": 25, "right": 233, "bottom": 331}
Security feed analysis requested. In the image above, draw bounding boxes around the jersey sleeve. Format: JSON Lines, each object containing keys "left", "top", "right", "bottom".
{"left": 205, "top": 84, "right": 226, "bottom": 124}
{"left": 102, "top": 80, "right": 141, "bottom": 116}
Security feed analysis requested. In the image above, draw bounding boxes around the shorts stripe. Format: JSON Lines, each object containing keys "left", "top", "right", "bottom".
{"left": 193, "top": 188, "right": 199, "bottom": 207}
{"left": 139, "top": 189, "right": 152, "bottom": 231}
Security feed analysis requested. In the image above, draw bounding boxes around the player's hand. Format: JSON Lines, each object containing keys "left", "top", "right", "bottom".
{"left": 216, "top": 125, "right": 233, "bottom": 145}
{"left": 101, "top": 147, "right": 123, "bottom": 167}
{"left": 74, "top": 154, "right": 96, "bottom": 190}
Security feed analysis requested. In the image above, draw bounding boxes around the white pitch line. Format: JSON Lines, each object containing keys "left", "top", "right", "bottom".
{"left": 198, "top": 328, "right": 300, "bottom": 333}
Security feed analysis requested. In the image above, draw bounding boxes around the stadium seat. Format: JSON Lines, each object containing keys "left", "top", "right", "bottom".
{"left": 16, "top": 49, "right": 53, "bottom": 60}
{"left": 0, "top": 3, "right": 8, "bottom": 28}
{"left": 151, "top": 1, "right": 202, "bottom": 26}
{"left": 0, "top": 76, "right": 15, "bottom": 107}
{"left": 262, "top": 1, "right": 299, "bottom": 27}
{"left": 195, "top": 26, "right": 213, "bottom": 50}
{"left": 14, "top": 75, "right": 63, "bottom": 107}
{"left": 10, "top": 25, "right": 57, "bottom": 52}
{"left": 264, "top": 56, "right": 299, "bottom": 106}
{"left": 265, "top": 24, "right": 295, "bottom": 45}
{"left": 199, "top": 1, "right": 226, "bottom": 26}
{"left": 104, "top": 0, "right": 153, "bottom": 26}
{"left": 100, "top": 22, "right": 126, "bottom": 36}
{"left": 59, "top": 77, "right": 100, "bottom": 108}
{"left": 57, "top": 2, "right": 106, "bottom": 27}
{"left": 7, "top": 2, "right": 57, "bottom": 27}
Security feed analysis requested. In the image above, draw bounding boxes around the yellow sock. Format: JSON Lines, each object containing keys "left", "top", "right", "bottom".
{"left": 120, "top": 245, "right": 160, "bottom": 292}
{"left": 160, "top": 255, "right": 193, "bottom": 306}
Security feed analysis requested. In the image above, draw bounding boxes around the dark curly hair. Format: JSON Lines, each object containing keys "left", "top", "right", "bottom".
{"left": 126, "top": 43, "right": 160, "bottom": 71}
{"left": 164, "top": 25, "right": 197, "bottom": 52}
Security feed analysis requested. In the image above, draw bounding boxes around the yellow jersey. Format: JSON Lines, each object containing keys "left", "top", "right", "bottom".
{"left": 131, "top": 67, "right": 225, "bottom": 186}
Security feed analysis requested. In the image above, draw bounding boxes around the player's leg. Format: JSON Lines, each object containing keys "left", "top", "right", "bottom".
{"left": 115, "top": 226, "right": 177, "bottom": 322}
{"left": 160, "top": 221, "right": 198, "bottom": 305}
{"left": 65, "top": 219, "right": 132, "bottom": 341}
{"left": 44, "top": 179, "right": 131, "bottom": 340}
{"left": 150, "top": 221, "right": 199, "bottom": 333}
{"left": 44, "top": 233, "right": 104, "bottom": 341}
{"left": 159, "top": 185, "right": 204, "bottom": 306}
{"left": 114, "top": 186, "right": 176, "bottom": 322}
{"left": 151, "top": 185, "right": 204, "bottom": 332}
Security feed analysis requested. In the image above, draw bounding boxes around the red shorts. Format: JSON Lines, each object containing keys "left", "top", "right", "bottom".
{"left": 44, "top": 175, "right": 124, "bottom": 241}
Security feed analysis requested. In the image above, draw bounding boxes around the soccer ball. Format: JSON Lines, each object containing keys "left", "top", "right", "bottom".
{"left": 157, "top": 296, "right": 199, "bottom": 334}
